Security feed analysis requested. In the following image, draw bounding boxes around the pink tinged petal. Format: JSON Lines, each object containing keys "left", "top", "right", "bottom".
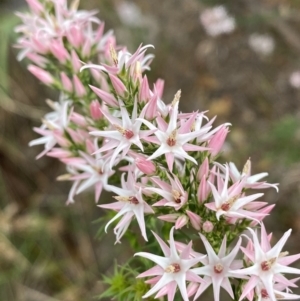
{"left": 95, "top": 182, "right": 103, "bottom": 203}
{"left": 238, "top": 276, "right": 259, "bottom": 301}
{"left": 67, "top": 180, "right": 80, "bottom": 205}
{"left": 28, "top": 65, "right": 53, "bottom": 85}
{"left": 135, "top": 252, "right": 170, "bottom": 269}
{"left": 114, "top": 213, "right": 133, "bottom": 243}
{"left": 277, "top": 254, "right": 300, "bottom": 266}
{"left": 186, "top": 271, "right": 205, "bottom": 283}
{"left": 199, "top": 233, "right": 220, "bottom": 263}
{"left": 145, "top": 276, "right": 161, "bottom": 285}
{"left": 218, "top": 236, "right": 227, "bottom": 258}
{"left": 98, "top": 202, "right": 124, "bottom": 211}
{"left": 134, "top": 204, "right": 148, "bottom": 241}
{"left": 240, "top": 246, "right": 255, "bottom": 263}
{"left": 89, "top": 85, "right": 118, "bottom": 107}
{"left": 223, "top": 238, "right": 241, "bottom": 266}
{"left": 165, "top": 152, "right": 175, "bottom": 172}
{"left": 260, "top": 223, "right": 271, "bottom": 252}
{"left": 109, "top": 74, "right": 127, "bottom": 96}
{"left": 142, "top": 273, "right": 173, "bottom": 299}
{"left": 137, "top": 265, "right": 164, "bottom": 278}
{"left": 221, "top": 277, "right": 234, "bottom": 299}
{"left": 275, "top": 264, "right": 300, "bottom": 275}
{"left": 104, "top": 205, "right": 132, "bottom": 232}
{"left": 274, "top": 274, "right": 299, "bottom": 288}
{"left": 178, "top": 112, "right": 197, "bottom": 134}
{"left": 193, "top": 277, "right": 212, "bottom": 300}
{"left": 268, "top": 228, "right": 292, "bottom": 259}
{"left": 60, "top": 72, "right": 73, "bottom": 93}
{"left": 73, "top": 75, "right": 86, "bottom": 97}
{"left": 167, "top": 281, "right": 177, "bottom": 301}
{"left": 176, "top": 273, "right": 189, "bottom": 301}
{"left": 71, "top": 50, "right": 82, "bottom": 73}
{"left": 154, "top": 281, "right": 175, "bottom": 299}
{"left": 152, "top": 231, "right": 171, "bottom": 257}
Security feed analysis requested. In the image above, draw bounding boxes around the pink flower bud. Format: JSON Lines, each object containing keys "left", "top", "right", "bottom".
{"left": 32, "top": 37, "right": 48, "bottom": 54}
{"left": 154, "top": 78, "right": 164, "bottom": 98}
{"left": 197, "top": 176, "right": 211, "bottom": 203}
{"left": 28, "top": 65, "right": 53, "bottom": 85}
{"left": 71, "top": 50, "right": 81, "bottom": 73}
{"left": 158, "top": 214, "right": 179, "bottom": 223}
{"left": 82, "top": 39, "right": 91, "bottom": 57}
{"left": 175, "top": 215, "right": 189, "bottom": 229}
{"left": 26, "top": 0, "right": 43, "bottom": 15}
{"left": 139, "top": 75, "right": 150, "bottom": 102}
{"left": 73, "top": 75, "right": 86, "bottom": 97}
{"left": 50, "top": 40, "right": 70, "bottom": 63}
{"left": 67, "top": 25, "right": 84, "bottom": 48}
{"left": 90, "top": 100, "right": 103, "bottom": 120}
{"left": 208, "top": 125, "right": 229, "bottom": 157}
{"left": 202, "top": 221, "right": 214, "bottom": 233}
{"left": 95, "top": 23, "right": 105, "bottom": 42}
{"left": 197, "top": 157, "right": 209, "bottom": 181}
{"left": 136, "top": 158, "right": 156, "bottom": 175}
{"left": 109, "top": 74, "right": 127, "bottom": 96}
{"left": 70, "top": 112, "right": 87, "bottom": 127}
{"left": 145, "top": 94, "right": 158, "bottom": 120}
{"left": 186, "top": 210, "right": 201, "bottom": 231}
{"left": 26, "top": 53, "right": 48, "bottom": 68}
{"left": 89, "top": 85, "right": 118, "bottom": 107}
{"left": 60, "top": 72, "right": 73, "bottom": 93}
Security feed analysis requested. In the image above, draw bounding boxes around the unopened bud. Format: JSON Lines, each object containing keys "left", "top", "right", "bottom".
{"left": 175, "top": 215, "right": 189, "bottom": 229}
{"left": 90, "top": 100, "right": 103, "bottom": 120}
{"left": 202, "top": 221, "right": 214, "bottom": 233}
{"left": 136, "top": 158, "right": 156, "bottom": 175}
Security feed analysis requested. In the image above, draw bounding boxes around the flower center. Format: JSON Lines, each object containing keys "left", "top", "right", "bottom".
{"left": 129, "top": 196, "right": 139, "bottom": 205}
{"left": 261, "top": 258, "right": 276, "bottom": 271}
{"left": 113, "top": 196, "right": 139, "bottom": 205}
{"left": 167, "top": 129, "right": 177, "bottom": 147}
{"left": 114, "top": 124, "right": 134, "bottom": 139}
{"left": 165, "top": 263, "right": 181, "bottom": 273}
{"left": 220, "top": 195, "right": 240, "bottom": 211}
{"left": 261, "top": 289, "right": 268, "bottom": 298}
{"left": 213, "top": 263, "right": 224, "bottom": 274}
{"left": 172, "top": 189, "right": 182, "bottom": 204}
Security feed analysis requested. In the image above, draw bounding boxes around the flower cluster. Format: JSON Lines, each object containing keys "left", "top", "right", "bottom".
{"left": 16, "top": 1, "right": 300, "bottom": 301}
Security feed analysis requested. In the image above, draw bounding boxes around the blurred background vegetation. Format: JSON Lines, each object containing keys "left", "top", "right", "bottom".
{"left": 0, "top": 0, "right": 300, "bottom": 300}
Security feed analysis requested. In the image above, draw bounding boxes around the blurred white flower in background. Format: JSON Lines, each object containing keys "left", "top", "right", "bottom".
{"left": 248, "top": 33, "right": 275, "bottom": 56}
{"left": 116, "top": 1, "right": 143, "bottom": 27}
{"left": 199, "top": 6, "right": 235, "bottom": 37}
{"left": 289, "top": 71, "right": 300, "bottom": 89}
